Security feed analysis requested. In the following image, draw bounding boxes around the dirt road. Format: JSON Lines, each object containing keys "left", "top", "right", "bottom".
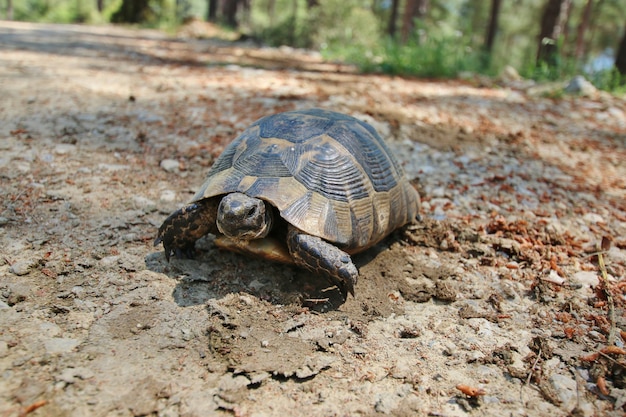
{"left": 1, "top": 21, "right": 625, "bottom": 416}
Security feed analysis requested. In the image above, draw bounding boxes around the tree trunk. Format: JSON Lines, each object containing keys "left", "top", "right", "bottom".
{"left": 484, "top": 0, "right": 501, "bottom": 54}
{"left": 574, "top": 0, "right": 593, "bottom": 59}
{"left": 400, "top": 0, "right": 428, "bottom": 43}
{"left": 288, "top": 0, "right": 298, "bottom": 45}
{"left": 222, "top": 0, "right": 238, "bottom": 28}
{"left": 387, "top": 0, "right": 400, "bottom": 37}
{"left": 206, "top": 0, "right": 218, "bottom": 21}
{"left": 96, "top": 0, "right": 103, "bottom": 13}
{"left": 536, "top": 0, "right": 572, "bottom": 66}
{"left": 616, "top": 22, "right": 626, "bottom": 76}
{"left": 239, "top": 0, "right": 250, "bottom": 27}
{"left": 111, "top": 0, "right": 152, "bottom": 23}
{"left": 401, "top": 0, "right": 417, "bottom": 43}
{"left": 6, "top": 0, "right": 13, "bottom": 20}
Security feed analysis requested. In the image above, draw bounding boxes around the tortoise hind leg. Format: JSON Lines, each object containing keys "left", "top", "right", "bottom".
{"left": 154, "top": 199, "right": 219, "bottom": 261}
{"left": 286, "top": 227, "right": 358, "bottom": 299}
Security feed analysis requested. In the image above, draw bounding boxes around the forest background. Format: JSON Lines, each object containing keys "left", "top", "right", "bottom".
{"left": 4, "top": 0, "right": 626, "bottom": 91}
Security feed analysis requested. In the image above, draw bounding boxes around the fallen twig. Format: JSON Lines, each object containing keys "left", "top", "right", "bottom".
{"left": 18, "top": 400, "right": 47, "bottom": 417}
{"left": 596, "top": 236, "right": 616, "bottom": 346}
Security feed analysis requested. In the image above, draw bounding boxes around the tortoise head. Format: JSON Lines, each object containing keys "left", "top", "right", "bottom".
{"left": 216, "top": 193, "right": 273, "bottom": 240}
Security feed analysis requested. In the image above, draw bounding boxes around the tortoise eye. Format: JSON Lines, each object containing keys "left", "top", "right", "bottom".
{"left": 247, "top": 207, "right": 257, "bottom": 217}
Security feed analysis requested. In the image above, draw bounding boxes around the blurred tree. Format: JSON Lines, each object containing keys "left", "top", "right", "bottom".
{"left": 96, "top": 0, "right": 103, "bottom": 13}
{"left": 401, "top": 0, "right": 428, "bottom": 43}
{"left": 111, "top": 0, "right": 151, "bottom": 23}
{"left": 387, "top": 0, "right": 399, "bottom": 37}
{"left": 574, "top": 0, "right": 593, "bottom": 59}
{"left": 6, "top": 0, "right": 13, "bottom": 19}
{"left": 484, "top": 0, "right": 501, "bottom": 54}
{"left": 478, "top": 0, "right": 500, "bottom": 69}
{"left": 265, "top": 0, "right": 276, "bottom": 25}
{"left": 616, "top": 22, "right": 626, "bottom": 75}
{"left": 536, "top": 0, "right": 572, "bottom": 66}
{"left": 223, "top": 0, "right": 239, "bottom": 27}
{"left": 207, "top": 0, "right": 218, "bottom": 21}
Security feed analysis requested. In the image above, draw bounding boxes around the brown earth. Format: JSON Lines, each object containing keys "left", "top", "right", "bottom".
{"left": 1, "top": 21, "right": 626, "bottom": 417}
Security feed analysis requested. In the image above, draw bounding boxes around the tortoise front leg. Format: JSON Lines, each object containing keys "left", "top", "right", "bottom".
{"left": 154, "top": 199, "right": 219, "bottom": 261}
{"left": 286, "top": 227, "right": 358, "bottom": 299}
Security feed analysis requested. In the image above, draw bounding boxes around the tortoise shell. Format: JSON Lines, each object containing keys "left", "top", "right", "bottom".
{"left": 192, "top": 108, "right": 419, "bottom": 253}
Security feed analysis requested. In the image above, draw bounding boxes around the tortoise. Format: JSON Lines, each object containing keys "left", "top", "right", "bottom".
{"left": 155, "top": 108, "right": 420, "bottom": 299}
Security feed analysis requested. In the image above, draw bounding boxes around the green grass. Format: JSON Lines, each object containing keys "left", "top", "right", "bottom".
{"left": 325, "top": 35, "right": 490, "bottom": 79}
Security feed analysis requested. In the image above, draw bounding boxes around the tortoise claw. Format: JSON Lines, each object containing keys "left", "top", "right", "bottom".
{"left": 155, "top": 201, "right": 217, "bottom": 262}
{"left": 287, "top": 228, "right": 358, "bottom": 300}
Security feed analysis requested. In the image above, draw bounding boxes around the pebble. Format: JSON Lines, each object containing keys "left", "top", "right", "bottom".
{"left": 40, "top": 322, "right": 62, "bottom": 337}
{"left": 571, "top": 271, "right": 599, "bottom": 289}
{"left": 159, "top": 189, "right": 177, "bottom": 203}
{"left": 542, "top": 270, "right": 565, "bottom": 285}
{"left": 54, "top": 144, "right": 77, "bottom": 155}
{"left": 373, "top": 384, "right": 412, "bottom": 413}
{"left": 549, "top": 373, "right": 577, "bottom": 410}
{"left": 499, "top": 65, "right": 522, "bottom": 82}
{"left": 44, "top": 338, "right": 81, "bottom": 354}
{"left": 132, "top": 195, "right": 157, "bottom": 213}
{"left": 9, "top": 260, "right": 36, "bottom": 276}
{"left": 57, "top": 366, "right": 95, "bottom": 384}
{"left": 160, "top": 159, "right": 180, "bottom": 173}
{"left": 608, "top": 246, "right": 626, "bottom": 264}
{"left": 0, "top": 341, "right": 9, "bottom": 357}
{"left": 136, "top": 111, "right": 163, "bottom": 123}
{"left": 582, "top": 212, "right": 604, "bottom": 224}
{"left": 97, "top": 163, "right": 129, "bottom": 171}
{"left": 564, "top": 76, "right": 597, "bottom": 97}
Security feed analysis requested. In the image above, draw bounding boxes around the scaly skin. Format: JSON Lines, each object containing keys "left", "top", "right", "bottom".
{"left": 286, "top": 226, "right": 357, "bottom": 299}
{"left": 156, "top": 197, "right": 358, "bottom": 299}
{"left": 154, "top": 198, "right": 220, "bottom": 261}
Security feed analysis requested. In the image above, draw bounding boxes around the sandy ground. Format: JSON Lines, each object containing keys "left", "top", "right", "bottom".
{"left": 1, "top": 21, "right": 626, "bottom": 417}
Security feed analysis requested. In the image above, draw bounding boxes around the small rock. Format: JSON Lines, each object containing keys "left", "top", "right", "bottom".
{"left": 132, "top": 196, "right": 157, "bottom": 213}
{"left": 9, "top": 259, "right": 36, "bottom": 276}
{"left": 97, "top": 163, "right": 129, "bottom": 171}
{"left": 373, "top": 384, "right": 412, "bottom": 414}
{"left": 159, "top": 190, "right": 177, "bottom": 203}
{"left": 6, "top": 283, "right": 31, "bottom": 305}
{"left": 549, "top": 373, "right": 577, "bottom": 410}
{"left": 40, "top": 322, "right": 62, "bottom": 337}
{"left": 608, "top": 246, "right": 626, "bottom": 264}
{"left": 54, "top": 144, "right": 77, "bottom": 155}
{"left": 499, "top": 65, "right": 521, "bottom": 83}
{"left": 295, "top": 355, "right": 335, "bottom": 379}
{"left": 0, "top": 341, "right": 9, "bottom": 357}
{"left": 137, "top": 112, "right": 163, "bottom": 123}
{"left": 14, "top": 161, "right": 31, "bottom": 174}
{"left": 57, "top": 367, "right": 95, "bottom": 384}
{"left": 582, "top": 212, "right": 604, "bottom": 224}
{"left": 571, "top": 271, "right": 599, "bottom": 289}
{"left": 122, "top": 376, "right": 165, "bottom": 416}
{"left": 160, "top": 159, "right": 180, "bottom": 173}
{"left": 247, "top": 371, "right": 270, "bottom": 385}
{"left": 0, "top": 216, "right": 9, "bottom": 226}
{"left": 542, "top": 270, "right": 565, "bottom": 285}
{"left": 44, "top": 337, "right": 81, "bottom": 354}
{"left": 564, "top": 76, "right": 597, "bottom": 97}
